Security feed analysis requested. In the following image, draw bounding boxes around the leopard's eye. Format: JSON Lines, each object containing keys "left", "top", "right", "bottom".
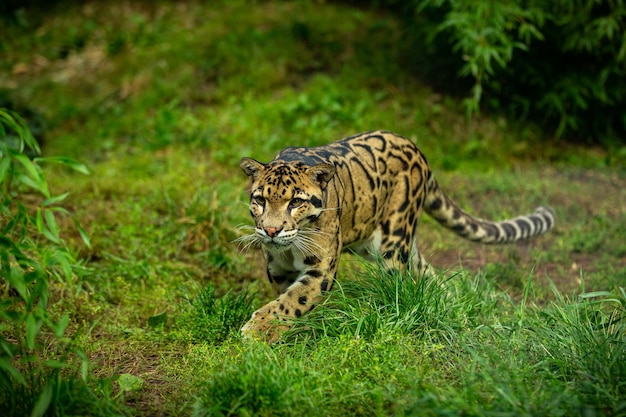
{"left": 252, "top": 196, "right": 266, "bottom": 206}
{"left": 289, "top": 198, "right": 305, "bottom": 208}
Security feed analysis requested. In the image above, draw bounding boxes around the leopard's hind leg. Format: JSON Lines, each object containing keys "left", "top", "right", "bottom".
{"left": 374, "top": 162, "right": 435, "bottom": 277}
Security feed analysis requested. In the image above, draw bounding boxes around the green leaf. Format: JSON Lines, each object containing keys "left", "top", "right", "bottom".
{"left": 36, "top": 208, "right": 60, "bottom": 244}
{"left": 32, "top": 275, "right": 49, "bottom": 306}
{"left": 22, "top": 264, "right": 45, "bottom": 283}
{"left": 44, "top": 359, "right": 72, "bottom": 369}
{"left": 34, "top": 156, "right": 90, "bottom": 175}
{"left": 118, "top": 373, "right": 144, "bottom": 392}
{"left": 12, "top": 152, "right": 50, "bottom": 197}
{"left": 0, "top": 110, "right": 39, "bottom": 155}
{"left": 25, "top": 313, "right": 42, "bottom": 350}
{"left": 7, "top": 266, "right": 30, "bottom": 304}
{"left": 49, "top": 205, "right": 70, "bottom": 215}
{"left": 44, "top": 209, "right": 60, "bottom": 243}
{"left": 43, "top": 192, "right": 70, "bottom": 207}
{"left": 73, "top": 216, "right": 92, "bottom": 248}
{"left": 15, "top": 172, "right": 49, "bottom": 197}
{"left": 30, "top": 382, "right": 53, "bottom": 417}
{"left": 77, "top": 349, "right": 89, "bottom": 381}
{"left": 13, "top": 152, "right": 41, "bottom": 179}
{"left": 52, "top": 314, "right": 70, "bottom": 338}
{"left": 0, "top": 156, "right": 11, "bottom": 185}
{"left": 148, "top": 312, "right": 168, "bottom": 328}
{"left": 35, "top": 207, "right": 44, "bottom": 233}
{"left": 0, "top": 357, "right": 26, "bottom": 386}
{"left": 580, "top": 291, "right": 614, "bottom": 299}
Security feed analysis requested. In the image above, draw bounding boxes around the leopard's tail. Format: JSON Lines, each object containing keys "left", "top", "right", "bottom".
{"left": 424, "top": 176, "right": 555, "bottom": 243}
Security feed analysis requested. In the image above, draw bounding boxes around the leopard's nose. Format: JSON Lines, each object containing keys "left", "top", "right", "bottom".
{"left": 264, "top": 226, "right": 282, "bottom": 238}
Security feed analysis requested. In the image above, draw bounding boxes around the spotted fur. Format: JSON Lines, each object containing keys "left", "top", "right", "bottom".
{"left": 238, "top": 130, "right": 555, "bottom": 341}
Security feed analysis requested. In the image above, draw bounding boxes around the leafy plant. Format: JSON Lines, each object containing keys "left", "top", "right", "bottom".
{"left": 390, "top": 0, "right": 626, "bottom": 142}
{"left": 0, "top": 109, "right": 120, "bottom": 416}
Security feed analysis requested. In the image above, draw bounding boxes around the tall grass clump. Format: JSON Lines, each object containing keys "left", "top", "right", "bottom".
{"left": 289, "top": 262, "right": 504, "bottom": 342}
{"left": 397, "top": 281, "right": 626, "bottom": 416}
{"left": 538, "top": 287, "right": 626, "bottom": 414}
{"left": 173, "top": 284, "right": 256, "bottom": 345}
{"left": 0, "top": 109, "right": 122, "bottom": 416}
{"left": 469, "top": 284, "right": 624, "bottom": 416}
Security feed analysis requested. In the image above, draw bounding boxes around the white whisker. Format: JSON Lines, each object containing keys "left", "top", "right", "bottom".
{"left": 293, "top": 233, "right": 325, "bottom": 259}
{"left": 235, "top": 224, "right": 256, "bottom": 232}
{"left": 299, "top": 228, "right": 333, "bottom": 241}
{"left": 233, "top": 228, "right": 261, "bottom": 253}
{"left": 292, "top": 240, "right": 318, "bottom": 259}
{"left": 302, "top": 228, "right": 332, "bottom": 236}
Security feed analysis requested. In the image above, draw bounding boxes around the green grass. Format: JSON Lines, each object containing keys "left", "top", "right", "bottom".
{"left": 188, "top": 270, "right": 626, "bottom": 417}
{"left": 1, "top": 1, "right": 625, "bottom": 415}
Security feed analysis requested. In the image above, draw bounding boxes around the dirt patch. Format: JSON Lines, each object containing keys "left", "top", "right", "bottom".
{"left": 89, "top": 339, "right": 185, "bottom": 416}
{"left": 424, "top": 166, "right": 626, "bottom": 297}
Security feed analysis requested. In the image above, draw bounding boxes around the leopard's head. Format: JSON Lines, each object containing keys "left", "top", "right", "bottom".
{"left": 238, "top": 158, "right": 335, "bottom": 255}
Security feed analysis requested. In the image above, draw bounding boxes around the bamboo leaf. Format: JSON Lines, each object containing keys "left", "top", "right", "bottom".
{"left": 36, "top": 208, "right": 60, "bottom": 244}
{"left": 77, "top": 349, "right": 89, "bottom": 381}
{"left": 13, "top": 152, "right": 40, "bottom": 180}
{"left": 25, "top": 313, "right": 39, "bottom": 350}
{"left": 15, "top": 173, "right": 49, "bottom": 197}
{"left": 44, "top": 359, "right": 72, "bottom": 369}
{"left": 44, "top": 209, "right": 60, "bottom": 243}
{"left": 148, "top": 312, "right": 167, "bottom": 328}
{"left": 0, "top": 357, "right": 26, "bottom": 386}
{"left": 35, "top": 208, "right": 44, "bottom": 234}
{"left": 43, "top": 192, "right": 70, "bottom": 207}
{"left": 31, "top": 382, "right": 53, "bottom": 417}
{"left": 0, "top": 156, "right": 11, "bottom": 185}
{"left": 52, "top": 314, "right": 70, "bottom": 338}
{"left": 7, "top": 266, "right": 30, "bottom": 304}
{"left": 73, "top": 217, "right": 92, "bottom": 248}
{"left": 35, "top": 156, "right": 90, "bottom": 175}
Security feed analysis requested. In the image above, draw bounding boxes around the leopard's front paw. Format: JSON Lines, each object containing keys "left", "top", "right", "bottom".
{"left": 241, "top": 305, "right": 290, "bottom": 343}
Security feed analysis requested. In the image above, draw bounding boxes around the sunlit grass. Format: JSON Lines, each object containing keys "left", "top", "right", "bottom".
{"left": 187, "top": 269, "right": 626, "bottom": 417}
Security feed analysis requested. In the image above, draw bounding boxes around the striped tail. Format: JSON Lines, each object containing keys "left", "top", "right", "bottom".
{"left": 424, "top": 177, "right": 555, "bottom": 243}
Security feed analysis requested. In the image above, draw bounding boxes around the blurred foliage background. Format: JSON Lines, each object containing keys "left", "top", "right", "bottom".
{"left": 370, "top": 0, "right": 626, "bottom": 143}
{"left": 2, "top": 0, "right": 626, "bottom": 147}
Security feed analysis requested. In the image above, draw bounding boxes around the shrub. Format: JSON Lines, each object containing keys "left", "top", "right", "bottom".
{"left": 388, "top": 0, "right": 626, "bottom": 143}
{"left": 0, "top": 109, "right": 122, "bottom": 416}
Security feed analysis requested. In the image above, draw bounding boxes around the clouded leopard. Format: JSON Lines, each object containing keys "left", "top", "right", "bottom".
{"left": 238, "top": 130, "right": 555, "bottom": 341}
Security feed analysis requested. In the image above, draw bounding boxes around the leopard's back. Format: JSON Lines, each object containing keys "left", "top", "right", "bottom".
{"left": 274, "top": 130, "right": 555, "bottom": 248}
{"left": 274, "top": 131, "right": 431, "bottom": 250}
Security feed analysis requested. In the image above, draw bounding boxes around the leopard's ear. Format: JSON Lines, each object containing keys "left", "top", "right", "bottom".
{"left": 240, "top": 157, "right": 265, "bottom": 180}
{"left": 307, "top": 163, "right": 335, "bottom": 189}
